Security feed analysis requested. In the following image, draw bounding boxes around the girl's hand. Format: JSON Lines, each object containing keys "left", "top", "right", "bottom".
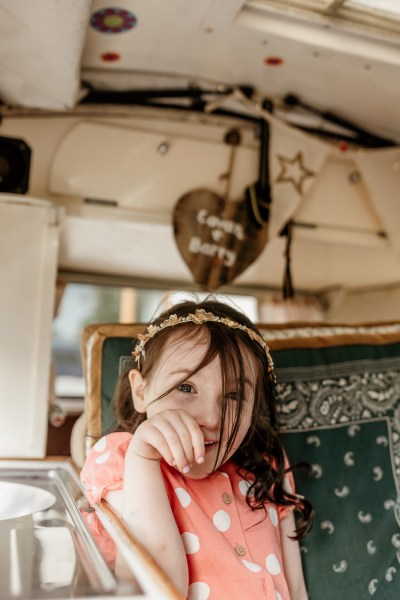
{"left": 129, "top": 409, "right": 205, "bottom": 473}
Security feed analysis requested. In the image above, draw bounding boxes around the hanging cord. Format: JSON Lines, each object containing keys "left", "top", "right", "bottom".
{"left": 282, "top": 221, "right": 294, "bottom": 299}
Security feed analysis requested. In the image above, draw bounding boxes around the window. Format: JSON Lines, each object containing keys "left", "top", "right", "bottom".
{"left": 52, "top": 284, "right": 124, "bottom": 400}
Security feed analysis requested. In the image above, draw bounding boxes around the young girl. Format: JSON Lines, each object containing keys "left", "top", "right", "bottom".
{"left": 81, "top": 299, "right": 313, "bottom": 600}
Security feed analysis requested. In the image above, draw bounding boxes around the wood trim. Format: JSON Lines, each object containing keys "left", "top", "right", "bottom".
{"left": 85, "top": 330, "right": 105, "bottom": 444}
{"left": 82, "top": 324, "right": 146, "bottom": 446}
{"left": 268, "top": 331, "right": 400, "bottom": 351}
{"left": 99, "top": 499, "right": 185, "bottom": 600}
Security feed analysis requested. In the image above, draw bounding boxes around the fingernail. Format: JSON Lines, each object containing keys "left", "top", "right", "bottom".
{"left": 197, "top": 456, "right": 204, "bottom": 464}
{"left": 172, "top": 460, "right": 176, "bottom": 466}
{"left": 182, "top": 465, "right": 190, "bottom": 474}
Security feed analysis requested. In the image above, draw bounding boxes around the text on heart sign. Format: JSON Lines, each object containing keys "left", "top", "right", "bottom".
{"left": 196, "top": 209, "right": 245, "bottom": 240}
{"left": 188, "top": 209, "right": 247, "bottom": 267}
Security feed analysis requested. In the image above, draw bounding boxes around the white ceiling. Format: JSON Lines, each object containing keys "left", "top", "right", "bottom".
{"left": 1, "top": 0, "right": 400, "bottom": 294}
{"left": 1, "top": 0, "right": 400, "bottom": 139}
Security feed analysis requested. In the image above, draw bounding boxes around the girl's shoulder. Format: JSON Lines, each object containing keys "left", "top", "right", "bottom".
{"left": 80, "top": 431, "right": 133, "bottom": 504}
{"left": 86, "top": 431, "right": 133, "bottom": 462}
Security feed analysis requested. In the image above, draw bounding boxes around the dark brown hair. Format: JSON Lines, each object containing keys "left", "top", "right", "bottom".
{"left": 113, "top": 298, "right": 313, "bottom": 539}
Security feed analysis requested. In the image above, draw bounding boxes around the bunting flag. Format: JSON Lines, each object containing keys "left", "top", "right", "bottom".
{"left": 259, "top": 113, "right": 331, "bottom": 239}
{"left": 355, "top": 147, "right": 400, "bottom": 257}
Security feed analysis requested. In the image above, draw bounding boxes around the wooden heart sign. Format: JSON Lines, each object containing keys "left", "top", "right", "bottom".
{"left": 173, "top": 188, "right": 268, "bottom": 290}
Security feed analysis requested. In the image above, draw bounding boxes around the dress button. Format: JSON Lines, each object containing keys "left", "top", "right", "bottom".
{"left": 235, "top": 544, "right": 246, "bottom": 557}
{"left": 222, "top": 492, "right": 232, "bottom": 504}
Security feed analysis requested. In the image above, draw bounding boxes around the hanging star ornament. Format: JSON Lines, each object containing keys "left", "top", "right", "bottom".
{"left": 275, "top": 151, "right": 315, "bottom": 195}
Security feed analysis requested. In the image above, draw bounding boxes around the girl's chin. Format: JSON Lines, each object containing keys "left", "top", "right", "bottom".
{"left": 182, "top": 469, "right": 210, "bottom": 480}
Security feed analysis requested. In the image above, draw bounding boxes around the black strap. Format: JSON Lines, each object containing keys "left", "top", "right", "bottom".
{"left": 282, "top": 221, "right": 294, "bottom": 299}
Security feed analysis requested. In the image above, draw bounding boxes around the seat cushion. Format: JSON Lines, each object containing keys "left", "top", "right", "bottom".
{"left": 263, "top": 322, "right": 400, "bottom": 599}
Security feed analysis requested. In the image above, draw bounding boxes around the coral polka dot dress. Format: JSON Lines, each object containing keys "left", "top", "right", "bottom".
{"left": 81, "top": 432, "right": 295, "bottom": 600}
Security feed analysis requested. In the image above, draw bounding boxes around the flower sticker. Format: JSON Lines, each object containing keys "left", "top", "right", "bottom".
{"left": 90, "top": 8, "right": 137, "bottom": 34}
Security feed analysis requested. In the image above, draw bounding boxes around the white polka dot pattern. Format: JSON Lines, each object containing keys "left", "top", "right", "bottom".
{"left": 283, "top": 476, "right": 293, "bottom": 494}
{"left": 269, "top": 506, "right": 278, "bottom": 527}
{"left": 266, "top": 553, "right": 282, "bottom": 575}
{"left": 95, "top": 451, "right": 111, "bottom": 464}
{"left": 238, "top": 479, "right": 252, "bottom": 496}
{"left": 80, "top": 433, "right": 294, "bottom": 599}
{"left": 212, "top": 509, "right": 231, "bottom": 532}
{"left": 182, "top": 532, "right": 200, "bottom": 554}
{"left": 175, "top": 487, "right": 191, "bottom": 508}
{"left": 93, "top": 436, "right": 107, "bottom": 452}
{"left": 188, "top": 581, "right": 211, "bottom": 599}
{"left": 242, "top": 559, "right": 262, "bottom": 572}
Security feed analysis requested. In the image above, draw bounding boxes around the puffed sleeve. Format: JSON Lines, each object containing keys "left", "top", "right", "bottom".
{"left": 80, "top": 431, "right": 133, "bottom": 505}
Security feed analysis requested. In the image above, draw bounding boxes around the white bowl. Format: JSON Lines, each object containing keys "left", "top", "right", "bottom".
{"left": 0, "top": 481, "right": 56, "bottom": 520}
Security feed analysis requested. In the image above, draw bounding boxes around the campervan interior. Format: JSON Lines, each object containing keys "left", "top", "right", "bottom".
{"left": 1, "top": 1, "right": 400, "bottom": 598}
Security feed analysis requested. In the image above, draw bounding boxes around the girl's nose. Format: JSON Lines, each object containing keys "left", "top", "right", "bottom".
{"left": 197, "top": 396, "right": 221, "bottom": 430}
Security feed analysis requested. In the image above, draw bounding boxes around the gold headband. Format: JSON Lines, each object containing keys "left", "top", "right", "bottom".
{"left": 132, "top": 308, "right": 275, "bottom": 380}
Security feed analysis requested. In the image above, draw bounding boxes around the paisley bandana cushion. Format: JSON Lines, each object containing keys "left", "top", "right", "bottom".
{"left": 263, "top": 323, "right": 400, "bottom": 600}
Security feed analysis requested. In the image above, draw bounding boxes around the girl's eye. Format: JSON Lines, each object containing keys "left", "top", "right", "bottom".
{"left": 177, "top": 383, "right": 194, "bottom": 394}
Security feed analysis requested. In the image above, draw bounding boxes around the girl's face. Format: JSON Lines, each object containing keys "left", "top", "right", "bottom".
{"left": 135, "top": 333, "right": 256, "bottom": 479}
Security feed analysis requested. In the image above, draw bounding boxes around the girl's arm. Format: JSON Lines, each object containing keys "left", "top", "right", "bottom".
{"left": 121, "top": 447, "right": 188, "bottom": 596}
{"left": 108, "top": 408, "right": 205, "bottom": 598}
{"left": 280, "top": 511, "right": 309, "bottom": 600}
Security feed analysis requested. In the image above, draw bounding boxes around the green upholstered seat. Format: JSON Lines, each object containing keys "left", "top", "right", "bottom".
{"left": 264, "top": 324, "right": 400, "bottom": 600}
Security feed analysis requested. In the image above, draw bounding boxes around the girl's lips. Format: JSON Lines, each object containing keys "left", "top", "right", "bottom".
{"left": 204, "top": 441, "right": 218, "bottom": 453}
